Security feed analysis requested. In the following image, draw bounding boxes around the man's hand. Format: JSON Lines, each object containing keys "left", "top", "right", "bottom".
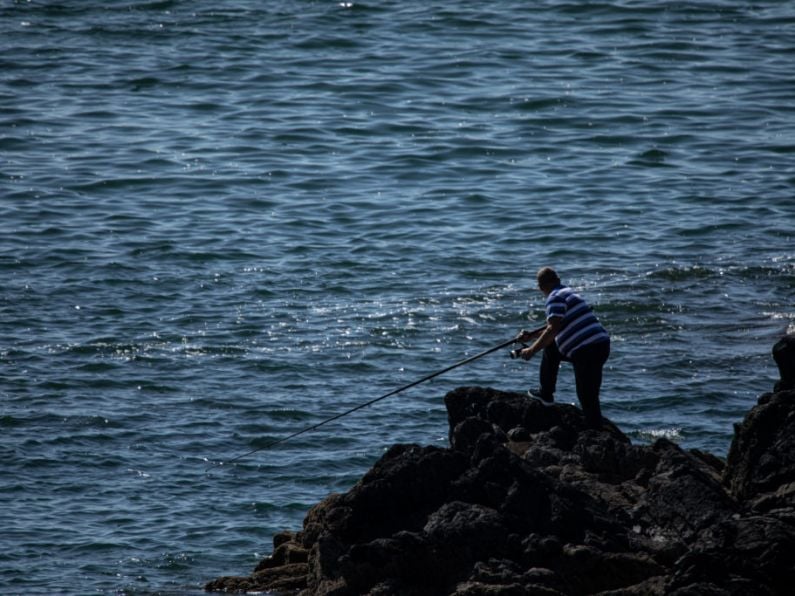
{"left": 520, "top": 347, "right": 535, "bottom": 361}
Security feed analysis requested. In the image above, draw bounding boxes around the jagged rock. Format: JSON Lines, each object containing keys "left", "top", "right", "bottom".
{"left": 772, "top": 334, "right": 795, "bottom": 391}
{"left": 206, "top": 336, "right": 795, "bottom": 595}
{"left": 669, "top": 514, "right": 795, "bottom": 594}
{"left": 724, "top": 388, "right": 795, "bottom": 509}
{"left": 205, "top": 561, "right": 308, "bottom": 593}
{"left": 634, "top": 439, "right": 738, "bottom": 545}
{"left": 300, "top": 444, "right": 470, "bottom": 548}
{"left": 255, "top": 539, "right": 309, "bottom": 571}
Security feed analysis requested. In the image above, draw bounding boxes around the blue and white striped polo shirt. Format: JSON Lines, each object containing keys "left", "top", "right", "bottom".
{"left": 545, "top": 285, "right": 609, "bottom": 358}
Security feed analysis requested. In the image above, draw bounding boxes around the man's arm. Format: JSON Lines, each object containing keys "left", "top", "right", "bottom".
{"left": 516, "top": 327, "right": 543, "bottom": 343}
{"left": 521, "top": 317, "right": 562, "bottom": 360}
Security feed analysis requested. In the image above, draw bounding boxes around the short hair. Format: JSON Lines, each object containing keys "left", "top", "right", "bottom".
{"left": 536, "top": 267, "right": 560, "bottom": 288}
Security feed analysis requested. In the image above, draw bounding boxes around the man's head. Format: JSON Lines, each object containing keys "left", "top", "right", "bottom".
{"left": 536, "top": 266, "right": 560, "bottom": 295}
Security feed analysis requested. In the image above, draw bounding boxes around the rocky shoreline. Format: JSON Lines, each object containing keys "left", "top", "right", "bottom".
{"left": 207, "top": 336, "right": 795, "bottom": 595}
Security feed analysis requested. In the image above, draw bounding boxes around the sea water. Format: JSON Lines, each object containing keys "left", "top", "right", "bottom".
{"left": 1, "top": 1, "right": 793, "bottom": 593}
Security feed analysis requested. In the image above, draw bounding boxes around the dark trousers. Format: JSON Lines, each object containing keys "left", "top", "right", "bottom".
{"left": 540, "top": 340, "right": 610, "bottom": 428}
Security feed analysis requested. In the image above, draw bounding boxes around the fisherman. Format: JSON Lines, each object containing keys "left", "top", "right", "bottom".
{"left": 517, "top": 267, "right": 610, "bottom": 428}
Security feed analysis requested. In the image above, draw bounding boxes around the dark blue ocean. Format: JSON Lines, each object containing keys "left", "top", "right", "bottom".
{"left": 1, "top": 0, "right": 793, "bottom": 593}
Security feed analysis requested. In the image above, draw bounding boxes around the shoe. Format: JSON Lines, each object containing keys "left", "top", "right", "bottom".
{"left": 527, "top": 388, "right": 554, "bottom": 407}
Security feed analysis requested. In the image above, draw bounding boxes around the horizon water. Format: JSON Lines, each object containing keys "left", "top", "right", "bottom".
{"left": 1, "top": 1, "right": 794, "bottom": 593}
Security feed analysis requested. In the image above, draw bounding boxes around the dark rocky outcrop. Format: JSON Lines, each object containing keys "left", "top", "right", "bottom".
{"left": 207, "top": 336, "right": 795, "bottom": 595}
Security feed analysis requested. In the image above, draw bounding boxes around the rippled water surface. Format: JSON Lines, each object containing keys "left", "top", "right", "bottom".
{"left": 1, "top": 0, "right": 794, "bottom": 592}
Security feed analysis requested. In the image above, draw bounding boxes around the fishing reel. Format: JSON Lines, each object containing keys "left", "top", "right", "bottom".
{"left": 509, "top": 343, "right": 529, "bottom": 359}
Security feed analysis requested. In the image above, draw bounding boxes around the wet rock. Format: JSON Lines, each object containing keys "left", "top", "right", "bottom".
{"left": 207, "top": 338, "right": 795, "bottom": 595}
{"left": 205, "top": 561, "right": 308, "bottom": 593}
{"left": 772, "top": 334, "right": 795, "bottom": 391}
{"left": 634, "top": 439, "right": 738, "bottom": 544}
{"left": 724, "top": 389, "right": 795, "bottom": 509}
{"left": 669, "top": 514, "right": 795, "bottom": 594}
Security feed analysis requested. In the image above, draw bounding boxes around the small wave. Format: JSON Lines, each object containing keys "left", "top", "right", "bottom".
{"left": 646, "top": 262, "right": 793, "bottom": 283}
{"left": 259, "top": 408, "right": 315, "bottom": 422}
{"left": 629, "top": 148, "right": 672, "bottom": 167}
{"left": 292, "top": 35, "right": 362, "bottom": 51}
{"left": 128, "top": 76, "right": 161, "bottom": 91}
{"left": 64, "top": 342, "right": 146, "bottom": 357}
{"left": 0, "top": 136, "right": 29, "bottom": 151}
{"left": 632, "top": 427, "right": 683, "bottom": 443}
{"left": 646, "top": 265, "right": 715, "bottom": 282}
{"left": 0, "top": 415, "right": 22, "bottom": 428}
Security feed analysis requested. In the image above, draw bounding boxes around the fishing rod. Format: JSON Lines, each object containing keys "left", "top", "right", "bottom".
{"left": 210, "top": 324, "right": 545, "bottom": 469}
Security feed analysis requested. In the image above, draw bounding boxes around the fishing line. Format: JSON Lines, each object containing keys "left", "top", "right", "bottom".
{"left": 208, "top": 325, "right": 544, "bottom": 470}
